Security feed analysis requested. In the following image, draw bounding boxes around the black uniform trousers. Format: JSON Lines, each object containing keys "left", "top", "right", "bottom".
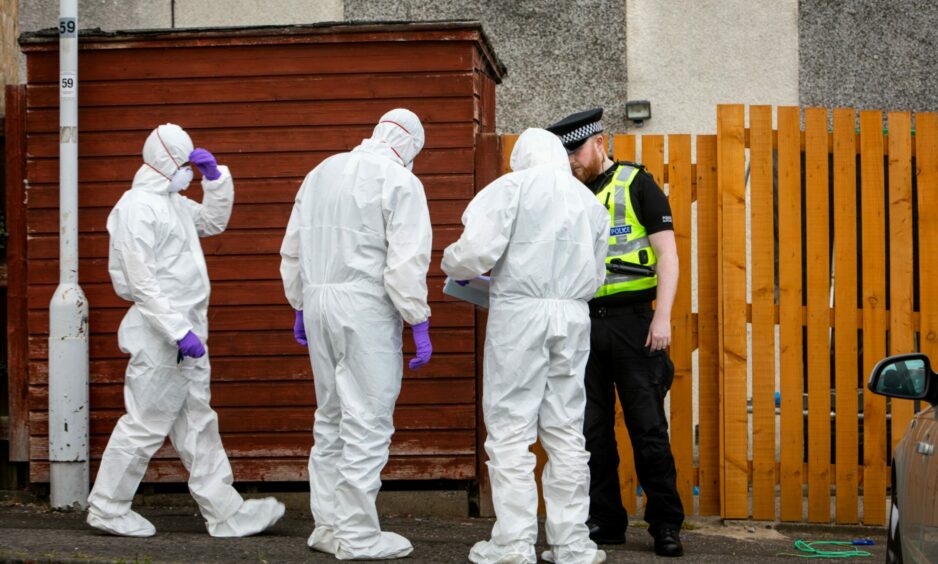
{"left": 584, "top": 302, "right": 684, "bottom": 536}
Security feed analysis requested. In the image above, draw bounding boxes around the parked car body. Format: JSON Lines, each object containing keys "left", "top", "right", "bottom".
{"left": 868, "top": 353, "right": 938, "bottom": 564}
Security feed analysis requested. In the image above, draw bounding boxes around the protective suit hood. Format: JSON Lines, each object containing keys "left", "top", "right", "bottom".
{"left": 134, "top": 124, "right": 195, "bottom": 193}
{"left": 354, "top": 109, "right": 425, "bottom": 170}
{"left": 509, "top": 128, "right": 572, "bottom": 172}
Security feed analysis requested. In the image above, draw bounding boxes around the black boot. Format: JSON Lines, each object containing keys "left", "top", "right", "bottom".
{"left": 586, "top": 519, "right": 626, "bottom": 545}
{"left": 652, "top": 527, "right": 684, "bottom": 557}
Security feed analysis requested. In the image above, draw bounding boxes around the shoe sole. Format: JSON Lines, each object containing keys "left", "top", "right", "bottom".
{"left": 87, "top": 521, "right": 155, "bottom": 538}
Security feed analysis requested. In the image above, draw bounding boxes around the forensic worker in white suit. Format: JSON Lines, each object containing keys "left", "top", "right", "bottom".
{"left": 442, "top": 128, "right": 610, "bottom": 564}
{"left": 280, "top": 109, "right": 433, "bottom": 560}
{"left": 88, "top": 123, "right": 284, "bottom": 538}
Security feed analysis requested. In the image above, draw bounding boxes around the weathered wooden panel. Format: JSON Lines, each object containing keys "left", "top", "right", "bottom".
{"left": 26, "top": 73, "right": 476, "bottom": 108}
{"left": 25, "top": 175, "right": 476, "bottom": 208}
{"left": 27, "top": 226, "right": 466, "bottom": 259}
{"left": 27, "top": 275, "right": 460, "bottom": 312}
{"left": 25, "top": 198, "right": 470, "bottom": 234}
{"left": 25, "top": 42, "right": 476, "bottom": 83}
{"left": 5, "top": 84, "right": 29, "bottom": 461}
{"left": 25, "top": 146, "right": 475, "bottom": 181}
{"left": 30, "top": 404, "right": 476, "bottom": 436}
{"left": 25, "top": 98, "right": 475, "bottom": 134}
{"left": 695, "top": 135, "right": 720, "bottom": 516}
{"left": 28, "top": 329, "right": 476, "bottom": 360}
{"left": 30, "top": 353, "right": 476, "bottom": 386}
{"left": 28, "top": 302, "right": 475, "bottom": 334}
{"left": 31, "top": 430, "right": 478, "bottom": 460}
{"left": 31, "top": 455, "right": 478, "bottom": 483}
{"left": 29, "top": 379, "right": 476, "bottom": 411}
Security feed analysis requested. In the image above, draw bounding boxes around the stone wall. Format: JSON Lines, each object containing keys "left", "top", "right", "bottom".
{"left": 1, "top": 0, "right": 19, "bottom": 114}
{"left": 799, "top": 0, "right": 938, "bottom": 118}
{"left": 345, "top": 0, "right": 628, "bottom": 133}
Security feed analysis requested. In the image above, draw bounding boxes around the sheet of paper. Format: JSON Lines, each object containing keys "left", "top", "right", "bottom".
{"left": 442, "top": 276, "right": 490, "bottom": 308}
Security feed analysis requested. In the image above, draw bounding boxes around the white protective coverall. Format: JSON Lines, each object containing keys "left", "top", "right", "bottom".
{"left": 87, "top": 124, "right": 284, "bottom": 538}
{"left": 280, "top": 109, "right": 431, "bottom": 559}
{"left": 442, "top": 128, "right": 610, "bottom": 564}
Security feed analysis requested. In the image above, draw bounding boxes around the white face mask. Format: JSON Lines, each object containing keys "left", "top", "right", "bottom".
{"left": 168, "top": 166, "right": 193, "bottom": 193}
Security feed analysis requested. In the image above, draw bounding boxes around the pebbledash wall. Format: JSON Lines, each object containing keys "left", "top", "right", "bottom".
{"left": 6, "top": 21, "right": 504, "bottom": 485}
{"left": 10, "top": 1, "right": 938, "bottom": 130}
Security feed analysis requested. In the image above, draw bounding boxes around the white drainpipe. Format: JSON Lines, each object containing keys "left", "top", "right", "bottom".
{"left": 49, "top": 0, "right": 89, "bottom": 510}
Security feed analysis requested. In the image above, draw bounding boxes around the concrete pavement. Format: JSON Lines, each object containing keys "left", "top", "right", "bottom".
{"left": 0, "top": 492, "right": 887, "bottom": 563}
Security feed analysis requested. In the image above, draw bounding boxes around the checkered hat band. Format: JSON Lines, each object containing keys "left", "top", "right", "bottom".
{"left": 559, "top": 121, "right": 603, "bottom": 145}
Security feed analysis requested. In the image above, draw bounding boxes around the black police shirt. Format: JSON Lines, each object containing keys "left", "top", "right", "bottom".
{"left": 587, "top": 161, "right": 674, "bottom": 305}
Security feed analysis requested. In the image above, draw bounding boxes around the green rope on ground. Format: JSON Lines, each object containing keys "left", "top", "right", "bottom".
{"left": 775, "top": 539, "right": 873, "bottom": 558}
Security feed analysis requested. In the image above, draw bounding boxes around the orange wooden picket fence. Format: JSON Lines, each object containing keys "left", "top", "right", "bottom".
{"left": 500, "top": 104, "right": 938, "bottom": 524}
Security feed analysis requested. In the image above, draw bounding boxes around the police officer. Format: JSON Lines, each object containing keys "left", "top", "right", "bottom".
{"left": 547, "top": 108, "right": 684, "bottom": 557}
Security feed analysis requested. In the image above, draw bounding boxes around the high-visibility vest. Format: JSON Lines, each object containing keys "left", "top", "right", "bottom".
{"left": 594, "top": 163, "right": 657, "bottom": 298}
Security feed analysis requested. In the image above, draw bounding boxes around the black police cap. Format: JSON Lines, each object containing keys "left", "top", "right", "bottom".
{"left": 546, "top": 108, "right": 604, "bottom": 153}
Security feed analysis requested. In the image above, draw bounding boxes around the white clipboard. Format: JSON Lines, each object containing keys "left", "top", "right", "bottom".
{"left": 443, "top": 276, "right": 490, "bottom": 308}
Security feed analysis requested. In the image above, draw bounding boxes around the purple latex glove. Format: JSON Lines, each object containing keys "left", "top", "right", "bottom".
{"left": 177, "top": 330, "right": 206, "bottom": 359}
{"left": 294, "top": 310, "right": 308, "bottom": 347}
{"left": 457, "top": 275, "right": 491, "bottom": 286}
{"left": 409, "top": 320, "right": 432, "bottom": 370}
{"left": 189, "top": 148, "right": 221, "bottom": 181}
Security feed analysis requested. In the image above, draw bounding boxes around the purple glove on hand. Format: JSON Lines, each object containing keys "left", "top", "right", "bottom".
{"left": 456, "top": 275, "right": 490, "bottom": 287}
{"left": 409, "top": 320, "right": 432, "bottom": 370}
{"left": 294, "top": 310, "right": 308, "bottom": 347}
{"left": 177, "top": 330, "right": 206, "bottom": 359}
{"left": 188, "top": 148, "right": 221, "bottom": 181}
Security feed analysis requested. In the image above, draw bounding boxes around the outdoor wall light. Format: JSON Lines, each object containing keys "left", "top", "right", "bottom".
{"left": 625, "top": 100, "right": 652, "bottom": 126}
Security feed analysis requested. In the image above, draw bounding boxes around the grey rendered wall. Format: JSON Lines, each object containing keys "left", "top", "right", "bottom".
{"left": 18, "top": 0, "right": 342, "bottom": 32}
{"left": 627, "top": 0, "right": 799, "bottom": 136}
{"left": 800, "top": 0, "right": 938, "bottom": 115}
{"left": 344, "top": 0, "right": 628, "bottom": 133}
{"left": 15, "top": 0, "right": 343, "bottom": 107}
{"left": 1, "top": 0, "right": 18, "bottom": 113}
{"left": 19, "top": 0, "right": 172, "bottom": 32}
{"left": 173, "top": 0, "right": 342, "bottom": 28}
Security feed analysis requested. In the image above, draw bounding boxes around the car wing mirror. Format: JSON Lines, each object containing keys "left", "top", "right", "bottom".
{"left": 867, "top": 353, "right": 933, "bottom": 401}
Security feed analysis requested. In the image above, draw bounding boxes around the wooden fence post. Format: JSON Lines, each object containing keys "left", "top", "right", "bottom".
{"left": 860, "top": 110, "right": 888, "bottom": 526}
{"left": 611, "top": 133, "right": 640, "bottom": 514}
{"left": 716, "top": 104, "right": 748, "bottom": 519}
{"left": 832, "top": 108, "right": 860, "bottom": 524}
{"left": 916, "top": 114, "right": 938, "bottom": 393}
{"left": 695, "top": 135, "right": 721, "bottom": 516}
{"left": 668, "top": 134, "right": 694, "bottom": 514}
{"left": 805, "top": 107, "right": 832, "bottom": 523}
{"left": 777, "top": 106, "right": 805, "bottom": 522}
{"left": 886, "top": 112, "right": 916, "bottom": 451}
{"left": 749, "top": 105, "right": 776, "bottom": 521}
